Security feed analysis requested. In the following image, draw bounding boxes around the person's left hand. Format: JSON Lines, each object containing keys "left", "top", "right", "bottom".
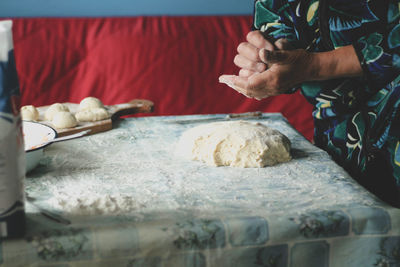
{"left": 219, "top": 48, "right": 316, "bottom": 100}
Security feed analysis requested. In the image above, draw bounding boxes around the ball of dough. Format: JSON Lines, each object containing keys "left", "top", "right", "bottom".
{"left": 75, "top": 108, "right": 110, "bottom": 122}
{"left": 45, "top": 103, "right": 70, "bottom": 121}
{"left": 79, "top": 97, "right": 104, "bottom": 111}
{"left": 20, "top": 105, "right": 39, "bottom": 121}
{"left": 52, "top": 111, "right": 77, "bottom": 129}
{"left": 176, "top": 121, "right": 291, "bottom": 168}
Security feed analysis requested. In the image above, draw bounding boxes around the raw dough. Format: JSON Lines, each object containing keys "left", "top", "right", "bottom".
{"left": 176, "top": 121, "right": 291, "bottom": 168}
{"left": 79, "top": 97, "right": 104, "bottom": 111}
{"left": 45, "top": 103, "right": 70, "bottom": 121}
{"left": 75, "top": 108, "right": 110, "bottom": 122}
{"left": 20, "top": 105, "right": 39, "bottom": 121}
{"left": 52, "top": 111, "right": 77, "bottom": 129}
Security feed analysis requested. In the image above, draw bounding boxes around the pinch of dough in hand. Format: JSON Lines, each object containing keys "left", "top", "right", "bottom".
{"left": 79, "top": 97, "right": 104, "bottom": 111}
{"left": 52, "top": 111, "right": 77, "bottom": 129}
{"left": 75, "top": 108, "right": 110, "bottom": 122}
{"left": 45, "top": 103, "right": 70, "bottom": 121}
{"left": 21, "top": 105, "right": 39, "bottom": 121}
{"left": 176, "top": 120, "right": 291, "bottom": 168}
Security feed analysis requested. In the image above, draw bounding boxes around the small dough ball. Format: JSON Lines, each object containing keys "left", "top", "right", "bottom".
{"left": 21, "top": 105, "right": 39, "bottom": 121}
{"left": 45, "top": 103, "right": 70, "bottom": 121}
{"left": 79, "top": 97, "right": 104, "bottom": 111}
{"left": 52, "top": 111, "right": 77, "bottom": 129}
{"left": 75, "top": 108, "right": 110, "bottom": 122}
{"left": 176, "top": 121, "right": 291, "bottom": 168}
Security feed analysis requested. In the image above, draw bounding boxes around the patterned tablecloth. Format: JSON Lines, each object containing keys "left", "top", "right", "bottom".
{"left": 1, "top": 113, "right": 400, "bottom": 267}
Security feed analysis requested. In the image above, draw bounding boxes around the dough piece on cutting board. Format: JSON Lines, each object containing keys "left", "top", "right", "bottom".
{"left": 52, "top": 111, "right": 78, "bottom": 129}
{"left": 79, "top": 97, "right": 104, "bottom": 111}
{"left": 176, "top": 121, "right": 291, "bottom": 168}
{"left": 45, "top": 103, "right": 70, "bottom": 121}
{"left": 21, "top": 105, "right": 39, "bottom": 121}
{"left": 75, "top": 107, "right": 110, "bottom": 122}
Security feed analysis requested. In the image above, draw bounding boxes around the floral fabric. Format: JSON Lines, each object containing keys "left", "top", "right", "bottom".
{"left": 254, "top": 0, "right": 400, "bottom": 202}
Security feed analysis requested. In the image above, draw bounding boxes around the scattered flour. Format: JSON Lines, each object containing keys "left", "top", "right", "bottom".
{"left": 49, "top": 192, "right": 141, "bottom": 216}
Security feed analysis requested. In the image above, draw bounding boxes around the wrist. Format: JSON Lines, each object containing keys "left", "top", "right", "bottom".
{"left": 307, "top": 52, "right": 324, "bottom": 81}
{"left": 306, "top": 46, "right": 363, "bottom": 81}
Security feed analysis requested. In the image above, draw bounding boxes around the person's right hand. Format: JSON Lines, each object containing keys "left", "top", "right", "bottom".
{"left": 234, "top": 30, "right": 293, "bottom": 78}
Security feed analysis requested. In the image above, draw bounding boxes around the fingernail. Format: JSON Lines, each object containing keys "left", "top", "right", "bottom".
{"left": 262, "top": 49, "right": 269, "bottom": 58}
{"left": 259, "top": 49, "right": 268, "bottom": 62}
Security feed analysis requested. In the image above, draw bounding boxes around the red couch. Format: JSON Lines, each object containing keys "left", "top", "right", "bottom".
{"left": 11, "top": 17, "right": 314, "bottom": 140}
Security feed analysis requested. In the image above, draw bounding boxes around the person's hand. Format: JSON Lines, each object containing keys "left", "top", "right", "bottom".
{"left": 234, "top": 30, "right": 274, "bottom": 78}
{"left": 234, "top": 31, "right": 293, "bottom": 78}
{"left": 221, "top": 30, "right": 301, "bottom": 100}
{"left": 220, "top": 48, "right": 315, "bottom": 100}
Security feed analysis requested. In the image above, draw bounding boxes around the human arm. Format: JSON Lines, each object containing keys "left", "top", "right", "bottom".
{"left": 219, "top": 45, "right": 363, "bottom": 100}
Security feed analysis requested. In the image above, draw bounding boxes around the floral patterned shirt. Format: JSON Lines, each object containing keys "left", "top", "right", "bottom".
{"left": 253, "top": 0, "right": 400, "bottom": 181}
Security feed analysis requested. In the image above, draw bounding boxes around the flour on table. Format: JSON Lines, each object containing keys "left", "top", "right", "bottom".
{"left": 51, "top": 192, "right": 141, "bottom": 215}
{"left": 176, "top": 120, "right": 291, "bottom": 168}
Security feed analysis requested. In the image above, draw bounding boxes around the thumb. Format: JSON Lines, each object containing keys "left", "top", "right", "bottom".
{"left": 259, "top": 49, "right": 290, "bottom": 64}
{"left": 274, "top": 38, "right": 293, "bottom": 50}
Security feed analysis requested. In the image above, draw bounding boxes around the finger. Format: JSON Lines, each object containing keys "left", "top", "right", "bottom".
{"left": 219, "top": 75, "right": 269, "bottom": 99}
{"left": 219, "top": 75, "right": 237, "bottom": 88}
{"left": 230, "top": 75, "right": 264, "bottom": 92}
{"left": 234, "top": 54, "right": 266, "bottom": 73}
{"left": 219, "top": 75, "right": 249, "bottom": 93}
{"left": 219, "top": 75, "right": 252, "bottom": 97}
{"left": 237, "top": 42, "right": 260, "bottom": 62}
{"left": 246, "top": 30, "right": 275, "bottom": 51}
{"left": 219, "top": 74, "right": 263, "bottom": 93}
{"left": 235, "top": 76, "right": 270, "bottom": 99}
{"left": 259, "top": 49, "right": 289, "bottom": 65}
{"left": 274, "top": 38, "right": 293, "bottom": 50}
{"left": 239, "top": 69, "right": 256, "bottom": 78}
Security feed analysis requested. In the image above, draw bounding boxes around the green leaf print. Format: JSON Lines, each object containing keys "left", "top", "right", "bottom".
{"left": 395, "top": 142, "right": 400, "bottom": 167}
{"left": 254, "top": 0, "right": 280, "bottom": 29}
{"left": 388, "top": 24, "right": 400, "bottom": 49}
{"left": 388, "top": 1, "right": 400, "bottom": 23}
{"left": 334, "top": 121, "right": 347, "bottom": 140}
{"left": 393, "top": 54, "right": 400, "bottom": 70}
{"left": 360, "top": 32, "right": 384, "bottom": 63}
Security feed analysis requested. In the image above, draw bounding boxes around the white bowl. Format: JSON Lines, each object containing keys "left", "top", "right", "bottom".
{"left": 23, "top": 121, "right": 57, "bottom": 173}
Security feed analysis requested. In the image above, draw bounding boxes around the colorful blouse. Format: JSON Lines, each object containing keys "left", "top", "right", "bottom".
{"left": 253, "top": 0, "right": 400, "bottom": 196}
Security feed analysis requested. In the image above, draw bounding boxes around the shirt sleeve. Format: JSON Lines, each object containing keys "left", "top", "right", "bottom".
{"left": 352, "top": 2, "right": 400, "bottom": 93}
{"left": 253, "top": 0, "right": 301, "bottom": 48}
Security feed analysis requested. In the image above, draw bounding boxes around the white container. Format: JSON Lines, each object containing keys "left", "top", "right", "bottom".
{"left": 0, "top": 20, "right": 26, "bottom": 239}
{"left": 23, "top": 121, "right": 57, "bottom": 173}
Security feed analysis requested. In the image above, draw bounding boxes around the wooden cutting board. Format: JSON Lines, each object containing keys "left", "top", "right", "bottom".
{"left": 36, "top": 99, "right": 154, "bottom": 137}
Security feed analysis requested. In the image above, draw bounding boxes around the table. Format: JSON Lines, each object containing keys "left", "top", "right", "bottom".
{"left": 1, "top": 113, "right": 400, "bottom": 267}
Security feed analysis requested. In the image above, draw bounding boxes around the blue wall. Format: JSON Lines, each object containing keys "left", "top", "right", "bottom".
{"left": 0, "top": 0, "right": 253, "bottom": 17}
